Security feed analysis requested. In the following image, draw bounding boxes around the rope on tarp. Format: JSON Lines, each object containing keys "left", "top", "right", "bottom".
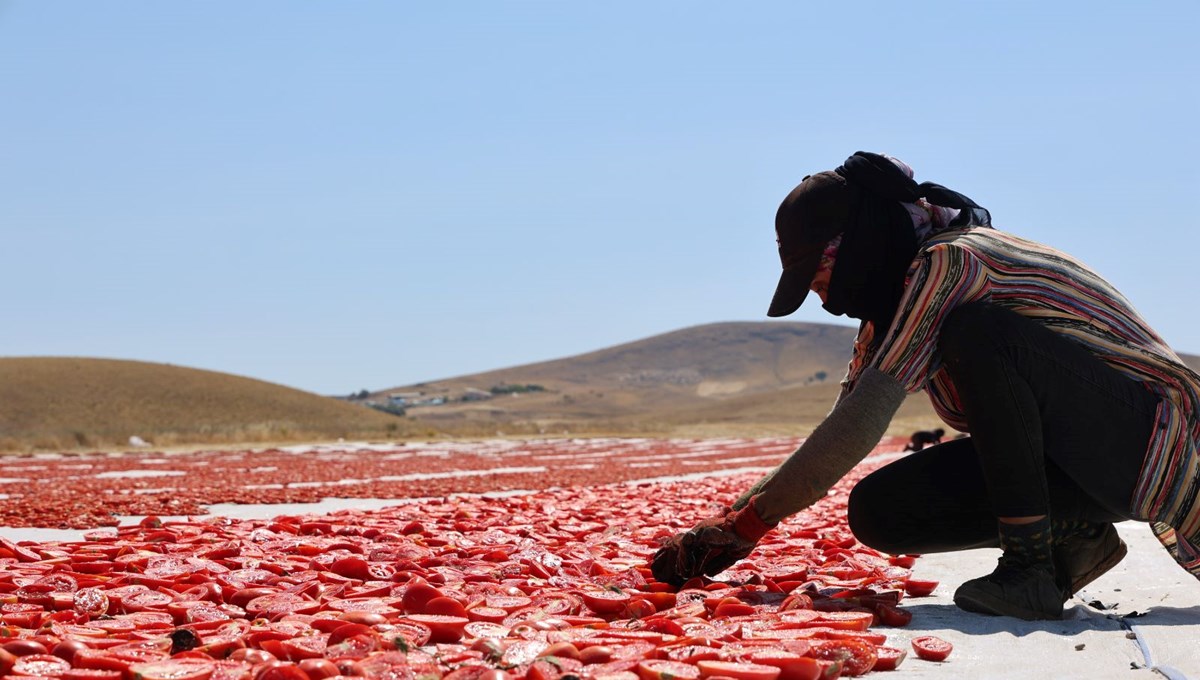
{"left": 1127, "top": 622, "right": 1192, "bottom": 680}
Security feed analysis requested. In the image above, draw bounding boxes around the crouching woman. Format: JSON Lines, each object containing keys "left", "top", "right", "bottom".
{"left": 651, "top": 152, "right": 1200, "bottom": 621}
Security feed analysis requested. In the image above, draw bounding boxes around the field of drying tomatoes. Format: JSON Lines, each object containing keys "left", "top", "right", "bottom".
{"left": 0, "top": 437, "right": 953, "bottom": 680}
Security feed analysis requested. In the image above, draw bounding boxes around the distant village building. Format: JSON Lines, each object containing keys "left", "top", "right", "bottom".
{"left": 461, "top": 388, "right": 493, "bottom": 402}
{"left": 387, "top": 392, "right": 423, "bottom": 406}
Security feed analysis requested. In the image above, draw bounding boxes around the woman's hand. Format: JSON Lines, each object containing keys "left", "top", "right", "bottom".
{"left": 650, "top": 496, "right": 774, "bottom": 587}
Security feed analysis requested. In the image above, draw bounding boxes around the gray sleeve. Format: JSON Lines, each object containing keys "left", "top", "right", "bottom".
{"left": 731, "top": 367, "right": 906, "bottom": 523}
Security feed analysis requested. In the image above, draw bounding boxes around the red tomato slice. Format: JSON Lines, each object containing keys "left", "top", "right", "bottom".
{"left": 813, "top": 611, "right": 873, "bottom": 631}
{"left": 195, "top": 634, "right": 245, "bottom": 659}
{"left": 581, "top": 590, "right": 631, "bottom": 615}
{"left": 903, "top": 579, "right": 938, "bottom": 597}
{"left": 63, "top": 670, "right": 124, "bottom": 680}
{"left": 746, "top": 652, "right": 821, "bottom": 680}
{"left": 386, "top": 620, "right": 433, "bottom": 651}
{"left": 500, "top": 640, "right": 550, "bottom": 668}
{"left": 637, "top": 617, "right": 686, "bottom": 637}
{"left": 606, "top": 641, "right": 658, "bottom": 662}
{"left": 13, "top": 654, "right": 71, "bottom": 678}
{"left": 910, "top": 636, "right": 952, "bottom": 662}
{"left": 425, "top": 597, "right": 469, "bottom": 618}
{"left": 296, "top": 659, "right": 339, "bottom": 680}
{"left": 326, "top": 624, "right": 371, "bottom": 647}
{"left": 484, "top": 596, "right": 533, "bottom": 612}
{"left": 695, "top": 660, "right": 782, "bottom": 680}
{"left": 121, "top": 591, "right": 174, "bottom": 613}
{"left": 466, "top": 606, "right": 508, "bottom": 623}
{"left": 328, "top": 558, "right": 372, "bottom": 581}
{"left": 72, "top": 650, "right": 131, "bottom": 674}
{"left": 636, "top": 660, "right": 702, "bottom": 680}
{"left": 462, "top": 621, "right": 510, "bottom": 640}
{"left": 401, "top": 614, "right": 469, "bottom": 644}
{"left": 663, "top": 646, "right": 721, "bottom": 664}
{"left": 442, "top": 664, "right": 497, "bottom": 680}
{"left": 255, "top": 661, "right": 310, "bottom": 680}
{"left": 871, "top": 646, "right": 907, "bottom": 672}
{"left": 110, "top": 639, "right": 171, "bottom": 664}
{"left": 578, "top": 645, "right": 614, "bottom": 665}
{"left": 776, "top": 610, "right": 820, "bottom": 625}
{"left": 527, "top": 656, "right": 584, "bottom": 680}
{"left": 817, "top": 629, "right": 887, "bottom": 646}
{"left": 712, "top": 601, "right": 758, "bottom": 618}
{"left": 279, "top": 635, "right": 327, "bottom": 661}
{"left": 2, "top": 639, "right": 50, "bottom": 657}
{"left": 808, "top": 639, "right": 877, "bottom": 677}
{"left": 400, "top": 583, "right": 444, "bottom": 614}
{"left": 127, "top": 658, "right": 216, "bottom": 680}
{"left": 872, "top": 603, "right": 912, "bottom": 627}
{"left": 322, "top": 633, "right": 375, "bottom": 661}
{"left": 82, "top": 619, "right": 136, "bottom": 635}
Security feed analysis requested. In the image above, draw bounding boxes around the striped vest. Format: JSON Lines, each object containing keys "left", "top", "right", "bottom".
{"left": 841, "top": 228, "right": 1200, "bottom": 576}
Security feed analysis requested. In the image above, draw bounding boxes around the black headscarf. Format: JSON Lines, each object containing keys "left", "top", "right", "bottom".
{"left": 822, "top": 152, "right": 991, "bottom": 333}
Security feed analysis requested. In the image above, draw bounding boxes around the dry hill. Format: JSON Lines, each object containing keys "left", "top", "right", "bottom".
{"left": 0, "top": 358, "right": 416, "bottom": 452}
{"left": 386, "top": 321, "right": 1200, "bottom": 438}
{"left": 383, "top": 322, "right": 943, "bottom": 437}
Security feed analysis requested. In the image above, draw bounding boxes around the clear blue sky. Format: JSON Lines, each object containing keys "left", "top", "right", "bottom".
{"left": 3, "top": 2, "right": 1197, "bottom": 395}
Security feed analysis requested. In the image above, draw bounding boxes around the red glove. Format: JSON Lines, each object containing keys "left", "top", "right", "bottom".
{"left": 650, "top": 495, "right": 776, "bottom": 587}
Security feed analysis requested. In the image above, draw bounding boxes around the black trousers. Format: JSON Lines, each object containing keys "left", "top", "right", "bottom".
{"left": 847, "top": 302, "right": 1159, "bottom": 554}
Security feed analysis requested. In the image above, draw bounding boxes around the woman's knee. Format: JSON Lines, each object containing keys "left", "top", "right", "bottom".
{"left": 847, "top": 473, "right": 909, "bottom": 553}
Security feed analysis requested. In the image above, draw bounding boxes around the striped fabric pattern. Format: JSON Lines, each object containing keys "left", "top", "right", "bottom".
{"left": 839, "top": 228, "right": 1200, "bottom": 577}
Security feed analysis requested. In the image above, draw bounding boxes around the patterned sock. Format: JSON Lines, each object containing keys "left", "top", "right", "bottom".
{"left": 998, "top": 517, "right": 1055, "bottom": 572}
{"left": 1050, "top": 518, "right": 1105, "bottom": 545}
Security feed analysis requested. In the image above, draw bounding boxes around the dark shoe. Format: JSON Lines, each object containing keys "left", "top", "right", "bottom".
{"left": 1054, "top": 523, "right": 1127, "bottom": 598}
{"left": 954, "top": 558, "right": 1064, "bottom": 620}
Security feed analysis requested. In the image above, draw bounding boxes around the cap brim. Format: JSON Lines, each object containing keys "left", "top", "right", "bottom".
{"left": 767, "top": 252, "right": 821, "bottom": 318}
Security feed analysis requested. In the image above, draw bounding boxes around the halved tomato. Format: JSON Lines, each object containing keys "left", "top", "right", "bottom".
{"left": 745, "top": 651, "right": 821, "bottom": 680}
{"left": 695, "top": 660, "right": 781, "bottom": 680}
{"left": 636, "top": 660, "right": 701, "bottom": 680}
{"left": 254, "top": 661, "right": 310, "bottom": 680}
{"left": 581, "top": 590, "right": 631, "bottom": 616}
{"left": 127, "top": 658, "right": 216, "bottom": 680}
{"left": 12, "top": 654, "right": 71, "bottom": 678}
{"left": 872, "top": 603, "right": 911, "bottom": 627}
{"left": 871, "top": 646, "right": 906, "bottom": 671}
{"left": 662, "top": 645, "right": 721, "bottom": 664}
{"left": 910, "top": 636, "right": 952, "bottom": 662}
{"left": 813, "top": 611, "right": 873, "bottom": 632}
{"left": 400, "top": 583, "right": 443, "bottom": 614}
{"left": 425, "top": 597, "right": 468, "bottom": 618}
{"left": 400, "top": 614, "right": 468, "bottom": 644}
{"left": 903, "top": 579, "right": 938, "bottom": 597}
{"left": 807, "top": 639, "right": 876, "bottom": 677}
{"left": 63, "top": 669, "right": 124, "bottom": 680}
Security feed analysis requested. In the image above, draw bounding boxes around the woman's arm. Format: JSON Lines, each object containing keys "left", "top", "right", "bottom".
{"left": 732, "top": 367, "right": 906, "bottom": 521}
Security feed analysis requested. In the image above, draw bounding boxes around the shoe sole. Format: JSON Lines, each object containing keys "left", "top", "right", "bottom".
{"left": 1066, "top": 536, "right": 1128, "bottom": 596}
{"left": 953, "top": 589, "right": 1063, "bottom": 621}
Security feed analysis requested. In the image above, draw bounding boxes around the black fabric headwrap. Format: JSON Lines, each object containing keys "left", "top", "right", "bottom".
{"left": 823, "top": 151, "right": 991, "bottom": 333}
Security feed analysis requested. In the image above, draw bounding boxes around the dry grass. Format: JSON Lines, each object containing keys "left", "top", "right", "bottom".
{"left": 0, "top": 357, "right": 432, "bottom": 453}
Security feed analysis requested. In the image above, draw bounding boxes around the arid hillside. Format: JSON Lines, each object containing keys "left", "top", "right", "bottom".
{"left": 380, "top": 322, "right": 925, "bottom": 437}
{"left": 0, "top": 358, "right": 416, "bottom": 451}
{"left": 384, "top": 321, "right": 1200, "bottom": 438}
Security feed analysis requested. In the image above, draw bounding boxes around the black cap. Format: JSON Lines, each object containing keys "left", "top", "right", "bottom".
{"left": 767, "top": 171, "right": 853, "bottom": 317}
